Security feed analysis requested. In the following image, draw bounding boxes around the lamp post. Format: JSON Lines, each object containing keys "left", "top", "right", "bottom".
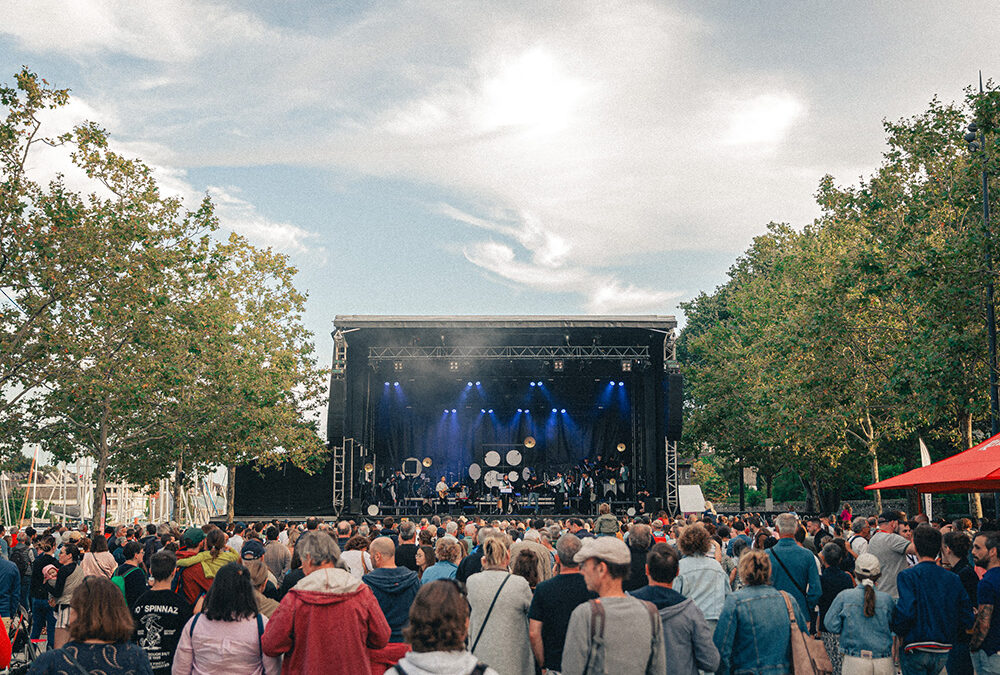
{"left": 964, "top": 76, "right": 999, "bottom": 438}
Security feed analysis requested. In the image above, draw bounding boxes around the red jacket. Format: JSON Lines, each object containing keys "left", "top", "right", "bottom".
{"left": 262, "top": 566, "right": 390, "bottom": 675}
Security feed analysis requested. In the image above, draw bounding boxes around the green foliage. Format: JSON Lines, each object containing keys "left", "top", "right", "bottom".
{"left": 691, "top": 457, "right": 731, "bottom": 503}
{"left": 1, "top": 69, "right": 329, "bottom": 520}
{"left": 681, "top": 84, "right": 1000, "bottom": 511}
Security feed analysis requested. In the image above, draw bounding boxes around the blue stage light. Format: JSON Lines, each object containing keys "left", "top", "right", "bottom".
{"left": 530, "top": 382, "right": 536, "bottom": 387}
{"left": 619, "top": 381, "right": 624, "bottom": 386}
{"left": 488, "top": 408, "right": 494, "bottom": 413}
{"left": 384, "top": 382, "right": 390, "bottom": 386}
{"left": 481, "top": 409, "right": 486, "bottom": 413}
{"left": 561, "top": 408, "right": 566, "bottom": 413}
{"left": 444, "top": 408, "right": 449, "bottom": 413}
{"left": 517, "top": 408, "right": 523, "bottom": 413}
{"left": 452, "top": 408, "right": 457, "bottom": 413}
{"left": 610, "top": 379, "right": 615, "bottom": 384}
{"left": 467, "top": 382, "right": 473, "bottom": 387}
{"left": 394, "top": 381, "right": 400, "bottom": 386}
{"left": 551, "top": 408, "right": 557, "bottom": 413}
{"left": 475, "top": 381, "right": 481, "bottom": 386}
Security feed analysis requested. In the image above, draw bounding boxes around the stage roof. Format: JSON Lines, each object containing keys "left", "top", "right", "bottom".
{"left": 333, "top": 315, "right": 677, "bottom": 331}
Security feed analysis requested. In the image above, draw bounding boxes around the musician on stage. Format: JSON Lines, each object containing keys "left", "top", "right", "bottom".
{"left": 499, "top": 475, "right": 514, "bottom": 514}
{"left": 524, "top": 468, "right": 540, "bottom": 510}
{"left": 548, "top": 472, "right": 568, "bottom": 511}
{"left": 579, "top": 471, "right": 594, "bottom": 513}
{"left": 435, "top": 475, "right": 450, "bottom": 512}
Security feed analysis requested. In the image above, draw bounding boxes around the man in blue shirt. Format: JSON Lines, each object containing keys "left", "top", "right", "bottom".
{"left": 972, "top": 531, "right": 1000, "bottom": 674}
{"left": 767, "top": 513, "right": 821, "bottom": 619}
{"left": 892, "top": 525, "right": 974, "bottom": 675}
{"left": 0, "top": 554, "right": 19, "bottom": 631}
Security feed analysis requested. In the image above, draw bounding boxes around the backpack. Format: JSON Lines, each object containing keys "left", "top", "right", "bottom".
{"left": 582, "top": 598, "right": 660, "bottom": 675}
{"left": 111, "top": 566, "right": 142, "bottom": 603}
{"left": 9, "top": 546, "right": 30, "bottom": 578}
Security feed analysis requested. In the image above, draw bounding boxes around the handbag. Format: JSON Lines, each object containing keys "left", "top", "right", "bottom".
{"left": 779, "top": 591, "right": 833, "bottom": 675}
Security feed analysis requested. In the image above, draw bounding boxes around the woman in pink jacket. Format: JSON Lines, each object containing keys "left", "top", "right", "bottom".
{"left": 172, "top": 562, "right": 281, "bottom": 675}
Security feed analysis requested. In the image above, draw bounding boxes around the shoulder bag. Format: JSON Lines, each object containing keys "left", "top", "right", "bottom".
{"left": 779, "top": 591, "right": 832, "bottom": 675}
{"left": 471, "top": 573, "right": 511, "bottom": 652}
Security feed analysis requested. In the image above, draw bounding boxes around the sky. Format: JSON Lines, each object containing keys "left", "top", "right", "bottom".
{"left": 3, "top": 0, "right": 1000, "bottom": 375}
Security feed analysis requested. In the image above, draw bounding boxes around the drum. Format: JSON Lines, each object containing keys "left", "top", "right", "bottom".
{"left": 508, "top": 470, "right": 519, "bottom": 483}
{"left": 484, "top": 450, "right": 501, "bottom": 467}
{"left": 506, "top": 449, "right": 522, "bottom": 466}
{"left": 468, "top": 463, "right": 482, "bottom": 480}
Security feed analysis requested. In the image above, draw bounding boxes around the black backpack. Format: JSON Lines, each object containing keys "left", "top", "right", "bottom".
{"left": 9, "top": 546, "right": 30, "bottom": 578}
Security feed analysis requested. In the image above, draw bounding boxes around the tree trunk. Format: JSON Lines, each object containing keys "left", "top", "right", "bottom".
{"left": 173, "top": 457, "right": 184, "bottom": 525}
{"left": 808, "top": 473, "right": 822, "bottom": 515}
{"left": 92, "top": 408, "right": 110, "bottom": 531}
{"left": 960, "top": 412, "right": 984, "bottom": 519}
{"left": 226, "top": 465, "right": 236, "bottom": 525}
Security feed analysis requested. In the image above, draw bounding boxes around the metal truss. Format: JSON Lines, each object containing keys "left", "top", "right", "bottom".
{"left": 665, "top": 439, "right": 679, "bottom": 515}
{"left": 331, "top": 438, "right": 355, "bottom": 516}
{"left": 367, "top": 344, "right": 650, "bottom": 361}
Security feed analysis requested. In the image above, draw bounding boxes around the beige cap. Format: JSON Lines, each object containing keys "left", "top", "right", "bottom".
{"left": 574, "top": 536, "right": 631, "bottom": 565}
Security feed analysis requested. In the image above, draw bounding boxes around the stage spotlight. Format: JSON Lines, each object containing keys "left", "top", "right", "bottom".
{"left": 481, "top": 409, "right": 486, "bottom": 413}
{"left": 530, "top": 382, "right": 536, "bottom": 387}
{"left": 560, "top": 408, "right": 566, "bottom": 414}
{"left": 475, "top": 381, "right": 481, "bottom": 386}
{"left": 467, "top": 381, "right": 473, "bottom": 387}
{"left": 393, "top": 381, "right": 400, "bottom": 387}
{"left": 451, "top": 408, "right": 457, "bottom": 413}
{"left": 517, "top": 408, "right": 523, "bottom": 413}
{"left": 551, "top": 408, "right": 557, "bottom": 413}
{"left": 394, "top": 361, "right": 403, "bottom": 372}
{"left": 488, "top": 408, "right": 494, "bottom": 413}
{"left": 444, "top": 408, "right": 449, "bottom": 413}
{"left": 618, "top": 381, "right": 624, "bottom": 386}
{"left": 384, "top": 382, "right": 390, "bottom": 386}
{"left": 621, "top": 360, "right": 633, "bottom": 372}
{"left": 449, "top": 361, "right": 460, "bottom": 371}
{"left": 610, "top": 379, "right": 615, "bottom": 385}
{"left": 553, "top": 359, "right": 564, "bottom": 372}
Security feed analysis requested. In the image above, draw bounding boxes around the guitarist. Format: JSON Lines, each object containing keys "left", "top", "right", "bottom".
{"left": 435, "top": 475, "right": 450, "bottom": 512}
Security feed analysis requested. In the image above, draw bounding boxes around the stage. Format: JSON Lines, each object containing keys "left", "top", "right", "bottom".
{"left": 233, "top": 316, "right": 682, "bottom": 519}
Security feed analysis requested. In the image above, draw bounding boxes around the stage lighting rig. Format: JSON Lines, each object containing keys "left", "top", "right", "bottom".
{"left": 393, "top": 360, "right": 404, "bottom": 372}
{"left": 553, "top": 359, "right": 564, "bottom": 372}
{"left": 621, "top": 360, "right": 633, "bottom": 372}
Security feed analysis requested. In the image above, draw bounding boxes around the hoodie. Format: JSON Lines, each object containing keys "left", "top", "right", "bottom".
{"left": 386, "top": 650, "right": 499, "bottom": 675}
{"left": 261, "top": 566, "right": 389, "bottom": 675}
{"left": 630, "top": 585, "right": 720, "bottom": 675}
{"left": 363, "top": 567, "right": 421, "bottom": 642}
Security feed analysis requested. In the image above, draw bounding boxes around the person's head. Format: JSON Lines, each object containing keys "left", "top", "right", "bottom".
{"left": 775, "top": 513, "right": 798, "bottom": 537}
{"left": 898, "top": 521, "right": 913, "bottom": 540}
{"left": 149, "top": 549, "right": 177, "bottom": 582}
{"left": 973, "top": 531, "right": 1000, "bottom": 568}
{"left": 628, "top": 523, "right": 652, "bottom": 550}
{"left": 677, "top": 523, "right": 711, "bottom": 556}
{"left": 416, "top": 545, "right": 436, "bottom": 570}
{"left": 738, "top": 549, "right": 771, "bottom": 586}
{"left": 90, "top": 532, "right": 109, "bottom": 553}
{"left": 567, "top": 518, "right": 584, "bottom": 533}
{"left": 146, "top": 524, "right": 157, "bottom": 536}
{"left": 203, "top": 562, "right": 257, "bottom": 621}
{"left": 730, "top": 537, "right": 749, "bottom": 559}
{"left": 244, "top": 558, "right": 270, "bottom": 590}
{"left": 399, "top": 521, "right": 416, "bottom": 542}
{"left": 204, "top": 528, "right": 227, "bottom": 559}
{"left": 555, "top": 533, "right": 583, "bottom": 570}
{"left": 37, "top": 534, "right": 55, "bottom": 553}
{"left": 851, "top": 516, "right": 869, "bottom": 537}
{"left": 404, "top": 580, "right": 470, "bottom": 652}
{"left": 345, "top": 535, "right": 370, "bottom": 552}
{"left": 717, "top": 525, "right": 731, "bottom": 540}
{"left": 297, "top": 531, "right": 341, "bottom": 572}
{"left": 598, "top": 503, "right": 610, "bottom": 515}
{"left": 646, "top": 543, "right": 679, "bottom": 584}
{"left": 382, "top": 516, "right": 395, "bottom": 530}
{"left": 943, "top": 530, "right": 973, "bottom": 565}
{"left": 435, "top": 537, "right": 463, "bottom": 564}
{"left": 574, "top": 537, "right": 631, "bottom": 593}
{"left": 68, "top": 577, "right": 134, "bottom": 642}
{"left": 878, "top": 510, "right": 903, "bottom": 532}
{"left": 511, "top": 548, "right": 543, "bottom": 588}
{"left": 912, "top": 524, "right": 941, "bottom": 560}
{"left": 854, "top": 553, "right": 882, "bottom": 617}
{"left": 482, "top": 537, "right": 510, "bottom": 570}
{"left": 369, "top": 537, "right": 396, "bottom": 568}
{"left": 820, "top": 542, "right": 843, "bottom": 568}
{"left": 60, "top": 543, "right": 82, "bottom": 565}
{"left": 123, "top": 540, "right": 143, "bottom": 564}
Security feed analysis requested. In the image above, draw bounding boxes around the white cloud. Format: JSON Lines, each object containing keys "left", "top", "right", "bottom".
{"left": 206, "top": 186, "right": 322, "bottom": 257}
{"left": 724, "top": 93, "right": 806, "bottom": 146}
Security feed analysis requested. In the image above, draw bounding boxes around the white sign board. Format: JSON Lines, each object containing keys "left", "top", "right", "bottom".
{"left": 679, "top": 484, "right": 706, "bottom": 513}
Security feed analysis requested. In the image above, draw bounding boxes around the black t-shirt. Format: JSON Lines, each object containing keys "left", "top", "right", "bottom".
{"left": 30, "top": 552, "right": 57, "bottom": 599}
{"left": 115, "top": 563, "right": 149, "bottom": 609}
{"left": 528, "top": 573, "right": 597, "bottom": 671}
{"left": 132, "top": 588, "right": 192, "bottom": 675}
{"left": 396, "top": 543, "right": 419, "bottom": 573}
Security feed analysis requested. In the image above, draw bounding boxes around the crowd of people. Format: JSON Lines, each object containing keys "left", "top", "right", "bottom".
{"left": 0, "top": 506, "right": 993, "bottom": 674}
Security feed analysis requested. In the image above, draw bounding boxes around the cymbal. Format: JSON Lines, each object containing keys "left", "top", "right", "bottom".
{"left": 364, "top": 463, "right": 374, "bottom": 472}
{"left": 422, "top": 457, "right": 433, "bottom": 467}
{"left": 616, "top": 442, "right": 626, "bottom": 452}
{"left": 523, "top": 436, "right": 536, "bottom": 448}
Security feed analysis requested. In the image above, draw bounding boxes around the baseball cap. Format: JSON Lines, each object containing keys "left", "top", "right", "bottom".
{"left": 574, "top": 536, "right": 631, "bottom": 565}
{"left": 854, "top": 553, "right": 881, "bottom": 577}
{"left": 181, "top": 528, "right": 206, "bottom": 547}
{"left": 878, "top": 510, "right": 903, "bottom": 524}
{"left": 241, "top": 540, "right": 265, "bottom": 560}
{"left": 65, "top": 531, "right": 84, "bottom": 542}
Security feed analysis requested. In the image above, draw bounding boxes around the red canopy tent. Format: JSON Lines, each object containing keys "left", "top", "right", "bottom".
{"left": 866, "top": 432, "right": 1000, "bottom": 493}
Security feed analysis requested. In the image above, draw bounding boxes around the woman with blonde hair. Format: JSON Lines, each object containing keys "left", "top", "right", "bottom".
{"left": 421, "top": 537, "right": 462, "bottom": 584}
{"left": 713, "top": 549, "right": 808, "bottom": 675}
{"left": 175, "top": 528, "right": 239, "bottom": 579}
{"left": 467, "top": 537, "right": 533, "bottom": 675}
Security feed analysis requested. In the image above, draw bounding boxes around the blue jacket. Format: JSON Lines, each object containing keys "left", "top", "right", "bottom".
{"left": 714, "top": 585, "right": 807, "bottom": 675}
{"left": 364, "top": 567, "right": 421, "bottom": 643}
{"left": 0, "top": 558, "right": 19, "bottom": 618}
{"left": 767, "top": 539, "right": 821, "bottom": 618}
{"left": 420, "top": 560, "right": 457, "bottom": 585}
{"left": 891, "top": 561, "right": 974, "bottom": 649}
{"left": 824, "top": 585, "right": 896, "bottom": 658}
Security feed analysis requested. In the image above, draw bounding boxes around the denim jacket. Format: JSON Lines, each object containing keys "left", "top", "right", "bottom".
{"left": 674, "top": 554, "right": 730, "bottom": 621}
{"left": 713, "top": 584, "right": 807, "bottom": 675}
{"left": 823, "top": 585, "right": 895, "bottom": 658}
